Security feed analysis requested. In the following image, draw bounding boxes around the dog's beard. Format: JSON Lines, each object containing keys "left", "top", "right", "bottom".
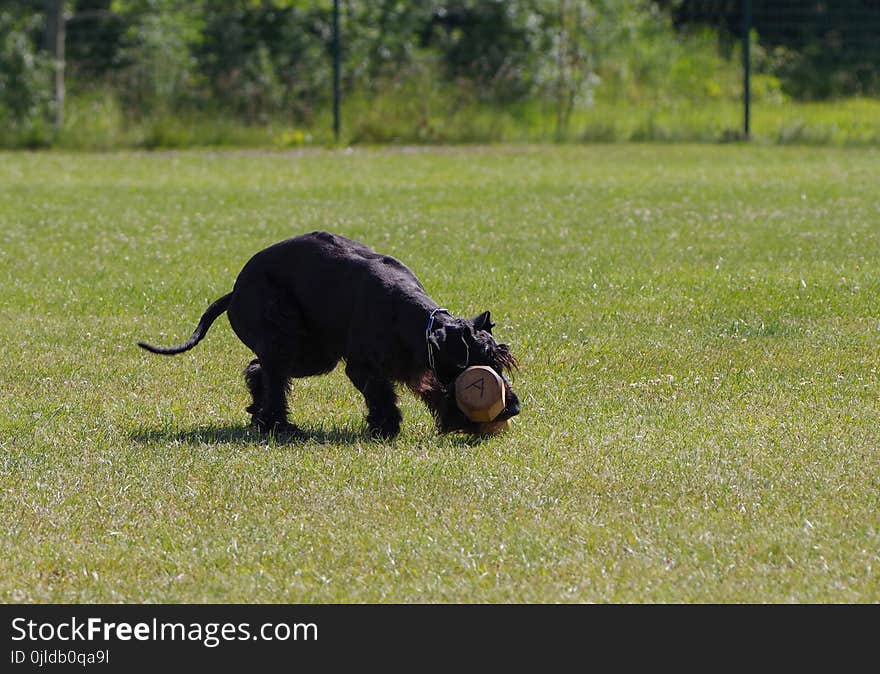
{"left": 494, "top": 343, "right": 518, "bottom": 374}
{"left": 410, "top": 370, "right": 480, "bottom": 434}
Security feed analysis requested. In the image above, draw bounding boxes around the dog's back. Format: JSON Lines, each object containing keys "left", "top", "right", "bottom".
{"left": 238, "top": 230, "right": 425, "bottom": 310}
{"left": 227, "top": 231, "right": 430, "bottom": 367}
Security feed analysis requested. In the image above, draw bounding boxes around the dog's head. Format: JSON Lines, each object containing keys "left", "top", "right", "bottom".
{"left": 426, "top": 310, "right": 520, "bottom": 434}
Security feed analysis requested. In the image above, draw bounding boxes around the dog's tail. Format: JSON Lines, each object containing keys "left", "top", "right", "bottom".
{"left": 138, "top": 293, "right": 232, "bottom": 355}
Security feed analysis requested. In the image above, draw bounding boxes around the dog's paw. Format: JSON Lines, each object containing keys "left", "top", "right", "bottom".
{"left": 366, "top": 408, "right": 402, "bottom": 441}
{"left": 367, "top": 420, "right": 401, "bottom": 441}
{"left": 254, "top": 418, "right": 307, "bottom": 442}
{"left": 275, "top": 422, "right": 307, "bottom": 441}
{"left": 368, "top": 427, "right": 399, "bottom": 441}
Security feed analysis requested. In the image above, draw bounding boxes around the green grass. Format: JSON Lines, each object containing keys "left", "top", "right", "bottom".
{"left": 1, "top": 145, "right": 879, "bottom": 602}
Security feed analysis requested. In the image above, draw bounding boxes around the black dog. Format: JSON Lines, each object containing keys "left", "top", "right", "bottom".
{"left": 138, "top": 231, "right": 520, "bottom": 439}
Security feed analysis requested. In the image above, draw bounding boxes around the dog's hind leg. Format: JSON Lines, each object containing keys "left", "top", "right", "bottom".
{"left": 345, "top": 362, "right": 402, "bottom": 440}
{"left": 252, "top": 356, "right": 305, "bottom": 439}
{"left": 244, "top": 359, "right": 263, "bottom": 423}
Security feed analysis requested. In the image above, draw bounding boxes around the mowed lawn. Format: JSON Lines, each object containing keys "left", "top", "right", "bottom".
{"left": 1, "top": 145, "right": 878, "bottom": 603}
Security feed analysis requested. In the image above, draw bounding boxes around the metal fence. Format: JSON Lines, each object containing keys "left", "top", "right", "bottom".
{"left": 13, "top": 1, "right": 880, "bottom": 146}
{"left": 675, "top": 0, "right": 880, "bottom": 139}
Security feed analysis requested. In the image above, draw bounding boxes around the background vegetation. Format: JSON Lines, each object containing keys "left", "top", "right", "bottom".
{"left": 2, "top": 1, "right": 880, "bottom": 148}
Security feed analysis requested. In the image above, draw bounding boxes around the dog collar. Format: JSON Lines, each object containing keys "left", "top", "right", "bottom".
{"left": 426, "top": 307, "right": 450, "bottom": 374}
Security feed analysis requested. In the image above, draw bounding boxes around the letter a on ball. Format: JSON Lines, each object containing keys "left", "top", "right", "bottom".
{"left": 455, "top": 366, "right": 506, "bottom": 422}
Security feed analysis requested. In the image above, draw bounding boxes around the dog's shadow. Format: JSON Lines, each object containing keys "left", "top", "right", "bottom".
{"left": 131, "top": 423, "right": 490, "bottom": 448}
{"left": 130, "top": 423, "right": 366, "bottom": 446}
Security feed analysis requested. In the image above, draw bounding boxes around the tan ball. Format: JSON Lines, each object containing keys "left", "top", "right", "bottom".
{"left": 455, "top": 365, "right": 506, "bottom": 423}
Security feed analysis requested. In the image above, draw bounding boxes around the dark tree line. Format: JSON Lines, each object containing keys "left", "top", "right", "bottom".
{"left": 1, "top": 0, "right": 878, "bottom": 141}
{"left": 1, "top": 1, "right": 619, "bottom": 132}
{"left": 23, "top": 1, "right": 565, "bottom": 120}
{"left": 662, "top": 0, "right": 880, "bottom": 98}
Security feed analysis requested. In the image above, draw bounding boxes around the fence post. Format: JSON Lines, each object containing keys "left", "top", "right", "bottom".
{"left": 742, "top": 0, "right": 751, "bottom": 139}
{"left": 43, "top": 0, "right": 66, "bottom": 130}
{"left": 333, "top": 0, "right": 341, "bottom": 142}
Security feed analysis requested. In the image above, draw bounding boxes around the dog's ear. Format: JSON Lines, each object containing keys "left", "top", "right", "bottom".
{"left": 429, "top": 324, "right": 470, "bottom": 374}
{"left": 471, "top": 311, "right": 494, "bottom": 334}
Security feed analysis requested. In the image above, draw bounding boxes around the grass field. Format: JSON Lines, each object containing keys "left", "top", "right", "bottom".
{"left": 1, "top": 145, "right": 879, "bottom": 603}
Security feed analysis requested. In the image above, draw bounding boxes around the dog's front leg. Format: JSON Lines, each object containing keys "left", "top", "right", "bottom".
{"left": 345, "top": 362, "right": 402, "bottom": 440}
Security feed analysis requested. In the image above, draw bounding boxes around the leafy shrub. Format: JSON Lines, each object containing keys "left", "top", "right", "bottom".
{"left": 0, "top": 10, "right": 52, "bottom": 143}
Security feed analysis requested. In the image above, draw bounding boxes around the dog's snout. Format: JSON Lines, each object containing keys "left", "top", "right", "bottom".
{"left": 501, "top": 390, "right": 520, "bottom": 419}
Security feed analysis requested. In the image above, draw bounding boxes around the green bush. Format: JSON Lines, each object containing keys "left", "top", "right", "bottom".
{"left": 2, "top": 1, "right": 879, "bottom": 149}
{"left": 0, "top": 10, "right": 53, "bottom": 146}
